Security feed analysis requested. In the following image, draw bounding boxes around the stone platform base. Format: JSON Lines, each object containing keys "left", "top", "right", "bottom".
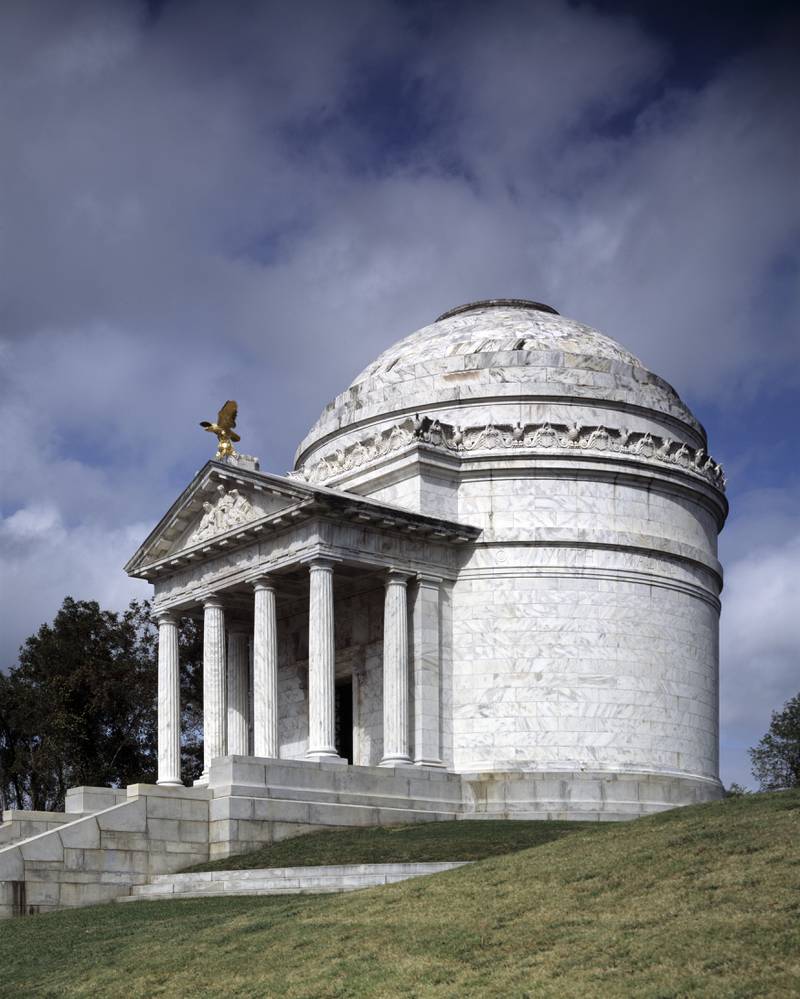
{"left": 207, "top": 756, "right": 465, "bottom": 859}
{"left": 0, "top": 757, "right": 723, "bottom": 918}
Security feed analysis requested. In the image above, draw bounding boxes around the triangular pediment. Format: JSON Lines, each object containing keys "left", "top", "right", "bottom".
{"left": 124, "top": 462, "right": 314, "bottom": 576}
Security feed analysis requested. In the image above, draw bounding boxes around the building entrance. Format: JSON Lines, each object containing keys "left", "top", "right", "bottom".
{"left": 334, "top": 681, "right": 353, "bottom": 763}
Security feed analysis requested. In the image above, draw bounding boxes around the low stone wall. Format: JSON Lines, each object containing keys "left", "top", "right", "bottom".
{"left": 0, "top": 790, "right": 130, "bottom": 852}
{"left": 0, "top": 810, "right": 87, "bottom": 850}
{"left": 0, "top": 785, "right": 211, "bottom": 919}
{"left": 65, "top": 787, "right": 128, "bottom": 814}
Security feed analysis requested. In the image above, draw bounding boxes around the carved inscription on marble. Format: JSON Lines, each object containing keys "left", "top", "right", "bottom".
{"left": 187, "top": 484, "right": 257, "bottom": 545}
{"left": 294, "top": 418, "right": 726, "bottom": 492}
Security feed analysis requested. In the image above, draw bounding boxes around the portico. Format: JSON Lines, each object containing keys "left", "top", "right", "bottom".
{"left": 126, "top": 459, "right": 480, "bottom": 786}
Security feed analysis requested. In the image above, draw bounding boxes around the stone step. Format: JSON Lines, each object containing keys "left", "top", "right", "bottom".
{"left": 117, "top": 886, "right": 348, "bottom": 901}
{"left": 119, "top": 862, "right": 468, "bottom": 903}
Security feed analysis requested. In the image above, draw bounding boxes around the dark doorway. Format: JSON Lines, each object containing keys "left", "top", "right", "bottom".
{"left": 335, "top": 681, "right": 353, "bottom": 764}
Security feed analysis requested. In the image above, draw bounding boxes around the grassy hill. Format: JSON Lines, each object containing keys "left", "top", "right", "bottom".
{"left": 0, "top": 790, "right": 798, "bottom": 998}
{"left": 184, "top": 816, "right": 603, "bottom": 871}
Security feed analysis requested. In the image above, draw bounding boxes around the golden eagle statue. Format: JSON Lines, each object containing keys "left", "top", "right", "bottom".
{"left": 200, "top": 400, "right": 241, "bottom": 459}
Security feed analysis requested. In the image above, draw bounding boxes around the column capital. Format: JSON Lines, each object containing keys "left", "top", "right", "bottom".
{"left": 304, "top": 555, "right": 338, "bottom": 573}
{"left": 251, "top": 574, "right": 277, "bottom": 592}
{"left": 202, "top": 593, "right": 225, "bottom": 610}
{"left": 386, "top": 568, "right": 413, "bottom": 584}
{"left": 416, "top": 573, "right": 443, "bottom": 588}
{"left": 155, "top": 609, "right": 180, "bottom": 626}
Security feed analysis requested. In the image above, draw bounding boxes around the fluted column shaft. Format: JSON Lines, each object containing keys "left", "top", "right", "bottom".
{"left": 380, "top": 570, "right": 413, "bottom": 767}
{"left": 412, "top": 574, "right": 444, "bottom": 767}
{"left": 202, "top": 596, "right": 227, "bottom": 781}
{"left": 226, "top": 629, "right": 250, "bottom": 756}
{"left": 253, "top": 577, "right": 279, "bottom": 758}
{"left": 247, "top": 636, "right": 255, "bottom": 755}
{"left": 156, "top": 612, "right": 182, "bottom": 786}
{"left": 307, "top": 559, "right": 340, "bottom": 760}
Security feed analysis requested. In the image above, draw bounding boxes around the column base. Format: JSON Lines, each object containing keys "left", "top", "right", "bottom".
{"left": 306, "top": 751, "right": 348, "bottom": 766}
{"left": 156, "top": 778, "right": 184, "bottom": 787}
{"left": 379, "top": 755, "right": 414, "bottom": 768}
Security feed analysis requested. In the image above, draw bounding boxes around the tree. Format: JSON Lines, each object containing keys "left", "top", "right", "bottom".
{"left": 0, "top": 597, "right": 203, "bottom": 811}
{"left": 749, "top": 693, "right": 800, "bottom": 791}
{"left": 725, "top": 783, "right": 751, "bottom": 797}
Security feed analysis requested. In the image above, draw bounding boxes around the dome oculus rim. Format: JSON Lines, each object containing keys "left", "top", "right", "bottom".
{"left": 435, "top": 298, "right": 560, "bottom": 322}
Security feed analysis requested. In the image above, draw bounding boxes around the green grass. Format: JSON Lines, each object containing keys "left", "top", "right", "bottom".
{"left": 1, "top": 790, "right": 798, "bottom": 998}
{"left": 184, "top": 818, "right": 602, "bottom": 872}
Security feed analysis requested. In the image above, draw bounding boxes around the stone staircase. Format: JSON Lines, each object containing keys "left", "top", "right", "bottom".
{"left": 118, "top": 862, "right": 469, "bottom": 902}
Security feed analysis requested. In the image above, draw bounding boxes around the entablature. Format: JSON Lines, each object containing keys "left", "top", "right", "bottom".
{"left": 125, "top": 460, "right": 480, "bottom": 589}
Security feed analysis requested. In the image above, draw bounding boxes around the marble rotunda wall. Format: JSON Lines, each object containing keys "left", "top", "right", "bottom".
{"left": 449, "top": 550, "right": 720, "bottom": 778}
{"left": 446, "top": 459, "right": 722, "bottom": 781}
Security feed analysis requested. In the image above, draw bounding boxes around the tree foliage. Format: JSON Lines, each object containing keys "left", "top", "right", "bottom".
{"left": 0, "top": 597, "right": 203, "bottom": 811}
{"left": 749, "top": 693, "right": 800, "bottom": 791}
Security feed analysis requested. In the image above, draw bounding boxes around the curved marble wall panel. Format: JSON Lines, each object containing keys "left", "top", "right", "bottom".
{"left": 450, "top": 563, "right": 719, "bottom": 779}
{"left": 456, "top": 475, "right": 721, "bottom": 555}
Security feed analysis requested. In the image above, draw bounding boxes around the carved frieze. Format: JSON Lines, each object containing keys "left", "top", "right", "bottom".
{"left": 186, "top": 484, "right": 258, "bottom": 545}
{"left": 293, "top": 417, "right": 726, "bottom": 492}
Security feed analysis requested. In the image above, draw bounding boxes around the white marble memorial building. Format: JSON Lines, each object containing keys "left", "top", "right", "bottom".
{"left": 131, "top": 298, "right": 728, "bottom": 816}
{"left": 0, "top": 299, "right": 729, "bottom": 916}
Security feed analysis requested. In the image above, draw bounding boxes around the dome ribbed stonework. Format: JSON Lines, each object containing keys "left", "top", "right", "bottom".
{"left": 295, "top": 300, "right": 704, "bottom": 469}
{"left": 357, "top": 302, "right": 642, "bottom": 382}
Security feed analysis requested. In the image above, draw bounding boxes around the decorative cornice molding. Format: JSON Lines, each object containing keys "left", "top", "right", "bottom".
{"left": 292, "top": 417, "right": 726, "bottom": 492}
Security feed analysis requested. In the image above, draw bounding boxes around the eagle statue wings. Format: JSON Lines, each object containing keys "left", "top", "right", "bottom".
{"left": 200, "top": 400, "right": 241, "bottom": 459}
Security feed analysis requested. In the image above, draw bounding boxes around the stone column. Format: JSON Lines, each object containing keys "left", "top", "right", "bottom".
{"left": 380, "top": 569, "right": 413, "bottom": 767}
{"left": 156, "top": 611, "right": 182, "bottom": 786}
{"left": 201, "top": 595, "right": 227, "bottom": 782}
{"left": 226, "top": 628, "right": 250, "bottom": 756}
{"left": 412, "top": 574, "right": 444, "bottom": 767}
{"left": 247, "top": 636, "right": 255, "bottom": 756}
{"left": 306, "top": 559, "right": 341, "bottom": 761}
{"left": 253, "top": 576, "right": 279, "bottom": 758}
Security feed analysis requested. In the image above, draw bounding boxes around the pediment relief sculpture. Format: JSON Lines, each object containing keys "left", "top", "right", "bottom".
{"left": 187, "top": 484, "right": 257, "bottom": 545}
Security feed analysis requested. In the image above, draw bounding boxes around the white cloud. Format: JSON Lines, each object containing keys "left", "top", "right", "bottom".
{"left": 1, "top": 503, "right": 150, "bottom": 668}
{"left": 718, "top": 487, "right": 800, "bottom": 787}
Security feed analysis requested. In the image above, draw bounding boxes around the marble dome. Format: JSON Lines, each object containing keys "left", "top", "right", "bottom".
{"left": 295, "top": 299, "right": 704, "bottom": 471}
